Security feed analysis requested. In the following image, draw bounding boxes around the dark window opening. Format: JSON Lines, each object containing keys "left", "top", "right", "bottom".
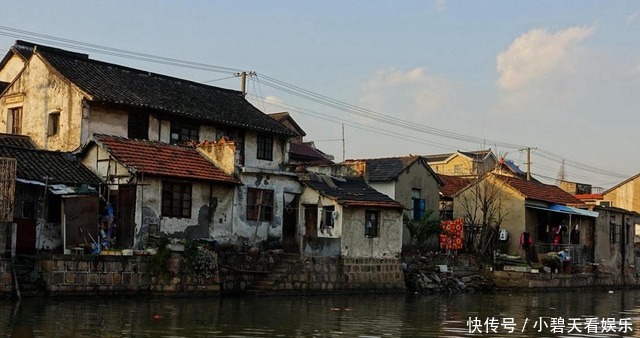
{"left": 322, "top": 205, "right": 335, "bottom": 229}
{"left": 47, "top": 194, "right": 62, "bottom": 223}
{"left": 162, "top": 181, "right": 192, "bottom": 218}
{"left": 170, "top": 122, "right": 198, "bottom": 144}
{"left": 48, "top": 111, "right": 60, "bottom": 136}
{"left": 247, "top": 188, "right": 274, "bottom": 222}
{"left": 257, "top": 134, "right": 273, "bottom": 161}
{"left": 128, "top": 112, "right": 149, "bottom": 140}
{"left": 365, "top": 210, "right": 379, "bottom": 237}
{"left": 412, "top": 188, "right": 425, "bottom": 221}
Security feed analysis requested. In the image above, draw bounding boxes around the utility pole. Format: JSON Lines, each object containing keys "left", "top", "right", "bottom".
{"left": 520, "top": 147, "right": 537, "bottom": 181}
{"left": 342, "top": 124, "right": 346, "bottom": 162}
{"left": 235, "top": 71, "right": 256, "bottom": 97}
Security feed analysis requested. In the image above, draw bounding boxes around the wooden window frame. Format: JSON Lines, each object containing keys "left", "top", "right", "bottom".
{"left": 161, "top": 181, "right": 192, "bottom": 218}
{"left": 256, "top": 134, "right": 273, "bottom": 161}
{"left": 246, "top": 188, "right": 274, "bottom": 222}
{"left": 8, "top": 107, "right": 22, "bottom": 135}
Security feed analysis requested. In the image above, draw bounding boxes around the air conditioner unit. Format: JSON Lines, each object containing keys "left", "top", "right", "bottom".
{"left": 597, "top": 200, "right": 612, "bottom": 207}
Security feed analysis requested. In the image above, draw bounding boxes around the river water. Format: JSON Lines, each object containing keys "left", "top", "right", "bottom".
{"left": 2, "top": 290, "right": 640, "bottom": 337}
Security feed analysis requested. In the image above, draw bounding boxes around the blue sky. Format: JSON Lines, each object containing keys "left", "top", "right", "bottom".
{"left": 1, "top": 1, "right": 639, "bottom": 188}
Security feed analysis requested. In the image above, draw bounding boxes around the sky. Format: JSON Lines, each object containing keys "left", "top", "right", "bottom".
{"left": 1, "top": 1, "right": 639, "bottom": 189}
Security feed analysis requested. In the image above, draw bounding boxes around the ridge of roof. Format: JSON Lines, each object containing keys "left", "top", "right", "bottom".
{"left": 300, "top": 173, "right": 404, "bottom": 209}
{"left": 11, "top": 40, "right": 295, "bottom": 137}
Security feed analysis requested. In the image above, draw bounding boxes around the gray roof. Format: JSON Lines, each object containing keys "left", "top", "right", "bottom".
{"left": 11, "top": 40, "right": 294, "bottom": 137}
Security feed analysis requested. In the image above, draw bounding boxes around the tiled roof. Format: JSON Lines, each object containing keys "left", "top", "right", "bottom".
{"left": 12, "top": 40, "right": 293, "bottom": 137}
{"left": 300, "top": 173, "right": 404, "bottom": 209}
{"left": 344, "top": 156, "right": 440, "bottom": 183}
{"left": 494, "top": 175, "right": 584, "bottom": 205}
{"left": 91, "top": 134, "right": 240, "bottom": 184}
{"left": 289, "top": 142, "right": 333, "bottom": 164}
{"left": 0, "top": 140, "right": 101, "bottom": 185}
{"left": 425, "top": 149, "right": 493, "bottom": 163}
{"left": 0, "top": 133, "right": 36, "bottom": 149}
{"left": 438, "top": 174, "right": 473, "bottom": 198}
{"left": 268, "top": 112, "right": 306, "bottom": 137}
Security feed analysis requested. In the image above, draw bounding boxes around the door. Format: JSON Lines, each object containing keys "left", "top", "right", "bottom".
{"left": 62, "top": 195, "right": 100, "bottom": 252}
{"left": 282, "top": 193, "right": 299, "bottom": 253}
{"left": 117, "top": 185, "right": 136, "bottom": 248}
{"left": 14, "top": 217, "right": 36, "bottom": 255}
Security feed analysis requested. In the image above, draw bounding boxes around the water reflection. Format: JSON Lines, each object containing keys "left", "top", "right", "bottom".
{"left": 1, "top": 290, "right": 640, "bottom": 337}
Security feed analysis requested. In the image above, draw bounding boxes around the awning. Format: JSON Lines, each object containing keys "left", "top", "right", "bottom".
{"left": 16, "top": 178, "right": 75, "bottom": 195}
{"left": 549, "top": 204, "right": 598, "bottom": 218}
{"left": 527, "top": 203, "right": 598, "bottom": 218}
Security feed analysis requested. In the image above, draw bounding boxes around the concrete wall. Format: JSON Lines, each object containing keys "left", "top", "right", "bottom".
{"left": 243, "top": 130, "right": 287, "bottom": 171}
{"left": 593, "top": 207, "right": 637, "bottom": 277}
{"left": 0, "top": 54, "right": 85, "bottom": 151}
{"left": 299, "top": 188, "right": 343, "bottom": 257}
{"left": 87, "top": 104, "right": 128, "bottom": 141}
{"left": 341, "top": 208, "right": 403, "bottom": 259}
{"left": 233, "top": 173, "right": 301, "bottom": 246}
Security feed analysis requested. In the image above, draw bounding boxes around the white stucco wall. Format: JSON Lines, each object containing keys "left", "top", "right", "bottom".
{"left": 299, "top": 188, "right": 344, "bottom": 239}
{"left": 233, "top": 172, "right": 301, "bottom": 246}
{"left": 369, "top": 182, "right": 396, "bottom": 200}
{"left": 243, "top": 130, "right": 287, "bottom": 171}
{"left": 87, "top": 105, "right": 128, "bottom": 140}
{"left": 341, "top": 208, "right": 403, "bottom": 259}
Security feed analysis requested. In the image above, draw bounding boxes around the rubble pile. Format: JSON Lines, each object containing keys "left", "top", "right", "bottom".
{"left": 403, "top": 253, "right": 494, "bottom": 294}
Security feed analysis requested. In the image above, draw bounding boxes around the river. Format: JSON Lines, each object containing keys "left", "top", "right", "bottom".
{"left": 2, "top": 290, "right": 640, "bottom": 337}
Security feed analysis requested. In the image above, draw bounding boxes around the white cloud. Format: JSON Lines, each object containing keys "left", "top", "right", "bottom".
{"left": 263, "top": 95, "right": 283, "bottom": 106}
{"left": 496, "top": 26, "right": 594, "bottom": 91}
{"left": 359, "top": 67, "right": 452, "bottom": 118}
{"left": 627, "top": 12, "right": 639, "bottom": 24}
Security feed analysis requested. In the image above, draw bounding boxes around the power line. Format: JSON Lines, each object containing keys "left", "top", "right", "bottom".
{"left": 0, "top": 25, "right": 630, "bottom": 183}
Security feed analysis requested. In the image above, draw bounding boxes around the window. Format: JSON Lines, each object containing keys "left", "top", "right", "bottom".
{"left": 48, "top": 111, "right": 60, "bottom": 136}
{"left": 128, "top": 112, "right": 149, "bottom": 140}
{"left": 453, "top": 164, "right": 462, "bottom": 175}
{"left": 610, "top": 215, "right": 620, "bottom": 243}
{"left": 365, "top": 210, "right": 379, "bottom": 237}
{"left": 161, "top": 181, "right": 192, "bottom": 218}
{"left": 256, "top": 134, "right": 273, "bottom": 161}
{"left": 412, "top": 188, "right": 426, "bottom": 221}
{"left": 246, "top": 188, "right": 274, "bottom": 222}
{"left": 8, "top": 107, "right": 22, "bottom": 134}
{"left": 170, "top": 122, "right": 199, "bottom": 144}
{"left": 322, "top": 206, "right": 335, "bottom": 229}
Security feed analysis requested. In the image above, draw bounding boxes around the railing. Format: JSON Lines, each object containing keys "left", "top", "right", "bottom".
{"left": 535, "top": 244, "right": 586, "bottom": 266}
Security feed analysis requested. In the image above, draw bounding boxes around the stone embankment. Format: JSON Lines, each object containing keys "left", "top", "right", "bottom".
{"left": 403, "top": 253, "right": 494, "bottom": 294}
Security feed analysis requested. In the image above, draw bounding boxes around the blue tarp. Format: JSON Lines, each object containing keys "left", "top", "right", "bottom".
{"left": 549, "top": 204, "right": 599, "bottom": 218}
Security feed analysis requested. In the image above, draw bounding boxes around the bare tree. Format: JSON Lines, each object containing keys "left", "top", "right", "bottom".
{"left": 456, "top": 174, "right": 510, "bottom": 259}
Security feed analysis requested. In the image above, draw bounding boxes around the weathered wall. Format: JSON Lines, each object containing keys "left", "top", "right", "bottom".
{"left": 243, "top": 130, "right": 287, "bottom": 171}
{"left": 36, "top": 252, "right": 220, "bottom": 295}
{"left": 218, "top": 253, "right": 405, "bottom": 293}
{"left": 299, "top": 188, "right": 343, "bottom": 257}
{"left": 0, "top": 258, "right": 11, "bottom": 297}
{"left": 593, "top": 208, "right": 637, "bottom": 276}
{"left": 87, "top": 104, "right": 128, "bottom": 140}
{"left": 0, "top": 54, "right": 25, "bottom": 82}
{"left": 134, "top": 176, "right": 234, "bottom": 247}
{"left": 233, "top": 173, "right": 301, "bottom": 246}
{"left": 80, "top": 143, "right": 130, "bottom": 184}
{"left": 197, "top": 139, "right": 237, "bottom": 176}
{"left": 0, "top": 55, "right": 85, "bottom": 151}
{"left": 392, "top": 160, "right": 441, "bottom": 245}
{"left": 341, "top": 208, "right": 402, "bottom": 259}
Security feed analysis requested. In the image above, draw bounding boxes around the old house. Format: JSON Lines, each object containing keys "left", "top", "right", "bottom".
{"left": 590, "top": 205, "right": 639, "bottom": 280}
{"left": 337, "top": 156, "right": 442, "bottom": 246}
{"left": 268, "top": 112, "right": 333, "bottom": 167}
{"left": 453, "top": 173, "right": 597, "bottom": 260}
{"left": 0, "top": 40, "right": 303, "bottom": 248}
{"left": 79, "top": 134, "right": 241, "bottom": 249}
{"left": 426, "top": 149, "right": 497, "bottom": 177}
{"left": 437, "top": 174, "right": 473, "bottom": 220}
{"left": 298, "top": 172, "right": 404, "bottom": 258}
{"left": 0, "top": 133, "right": 102, "bottom": 254}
